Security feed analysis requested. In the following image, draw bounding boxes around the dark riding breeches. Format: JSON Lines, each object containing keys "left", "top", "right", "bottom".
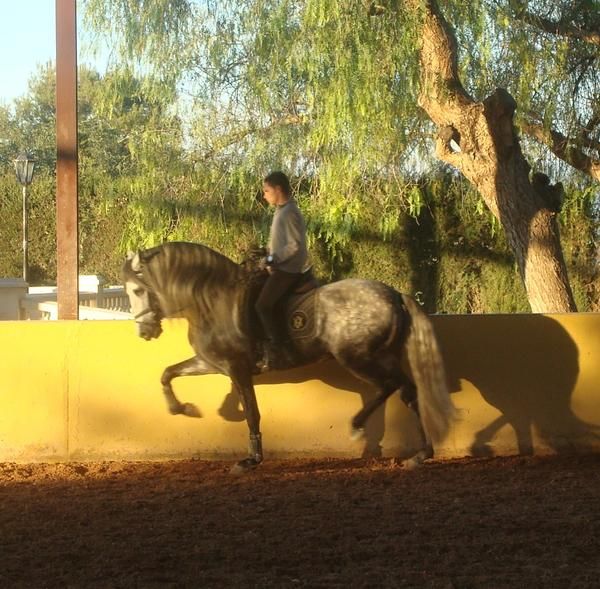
{"left": 255, "top": 269, "right": 301, "bottom": 342}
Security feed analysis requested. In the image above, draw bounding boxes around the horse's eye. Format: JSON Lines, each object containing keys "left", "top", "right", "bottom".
{"left": 133, "top": 287, "right": 145, "bottom": 297}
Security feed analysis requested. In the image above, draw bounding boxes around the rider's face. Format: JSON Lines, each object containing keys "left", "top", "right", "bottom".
{"left": 263, "top": 182, "right": 284, "bottom": 206}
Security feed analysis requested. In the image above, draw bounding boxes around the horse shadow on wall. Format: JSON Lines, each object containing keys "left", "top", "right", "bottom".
{"left": 216, "top": 363, "right": 415, "bottom": 459}
{"left": 435, "top": 314, "right": 600, "bottom": 456}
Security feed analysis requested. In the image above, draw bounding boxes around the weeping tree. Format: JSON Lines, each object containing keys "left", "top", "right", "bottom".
{"left": 0, "top": 64, "right": 187, "bottom": 280}
{"left": 491, "top": 0, "right": 600, "bottom": 182}
{"left": 413, "top": 0, "right": 574, "bottom": 312}
{"left": 84, "top": 0, "right": 599, "bottom": 312}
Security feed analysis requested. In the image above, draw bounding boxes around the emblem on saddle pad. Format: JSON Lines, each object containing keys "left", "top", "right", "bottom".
{"left": 290, "top": 310, "right": 308, "bottom": 330}
{"left": 284, "top": 290, "right": 317, "bottom": 340}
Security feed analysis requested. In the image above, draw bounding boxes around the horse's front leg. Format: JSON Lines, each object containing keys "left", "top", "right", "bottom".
{"left": 160, "top": 356, "right": 216, "bottom": 417}
{"left": 229, "top": 373, "right": 263, "bottom": 474}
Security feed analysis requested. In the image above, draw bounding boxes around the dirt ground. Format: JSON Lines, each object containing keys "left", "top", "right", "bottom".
{"left": 1, "top": 453, "right": 600, "bottom": 589}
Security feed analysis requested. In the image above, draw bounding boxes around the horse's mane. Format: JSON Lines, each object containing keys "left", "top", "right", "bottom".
{"left": 132, "top": 242, "right": 244, "bottom": 320}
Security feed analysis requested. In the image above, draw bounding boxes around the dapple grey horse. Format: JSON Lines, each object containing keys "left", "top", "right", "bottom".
{"left": 123, "top": 242, "right": 454, "bottom": 472}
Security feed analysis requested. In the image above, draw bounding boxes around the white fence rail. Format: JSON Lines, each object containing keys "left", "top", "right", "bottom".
{"left": 0, "top": 276, "right": 131, "bottom": 320}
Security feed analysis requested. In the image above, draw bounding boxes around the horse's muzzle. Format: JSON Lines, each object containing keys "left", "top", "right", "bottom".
{"left": 137, "top": 321, "right": 163, "bottom": 340}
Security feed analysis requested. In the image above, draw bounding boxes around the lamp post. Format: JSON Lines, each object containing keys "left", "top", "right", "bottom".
{"left": 13, "top": 152, "right": 36, "bottom": 283}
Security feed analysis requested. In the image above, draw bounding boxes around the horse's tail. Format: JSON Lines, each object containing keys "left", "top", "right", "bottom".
{"left": 401, "top": 294, "right": 455, "bottom": 444}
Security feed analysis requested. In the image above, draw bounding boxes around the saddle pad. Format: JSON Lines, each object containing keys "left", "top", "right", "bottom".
{"left": 283, "top": 288, "right": 318, "bottom": 341}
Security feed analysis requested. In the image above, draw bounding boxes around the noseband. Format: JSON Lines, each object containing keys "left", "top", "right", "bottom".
{"left": 134, "top": 306, "right": 156, "bottom": 321}
{"left": 127, "top": 262, "right": 163, "bottom": 324}
{"left": 133, "top": 284, "right": 163, "bottom": 324}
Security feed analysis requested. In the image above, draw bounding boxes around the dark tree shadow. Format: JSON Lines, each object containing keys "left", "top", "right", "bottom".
{"left": 434, "top": 314, "right": 600, "bottom": 456}
{"left": 405, "top": 200, "right": 439, "bottom": 314}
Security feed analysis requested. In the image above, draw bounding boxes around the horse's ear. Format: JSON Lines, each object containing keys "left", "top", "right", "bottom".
{"left": 139, "top": 248, "right": 160, "bottom": 265}
{"left": 130, "top": 251, "right": 143, "bottom": 273}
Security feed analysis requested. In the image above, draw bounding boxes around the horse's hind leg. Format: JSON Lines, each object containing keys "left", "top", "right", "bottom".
{"left": 337, "top": 354, "right": 399, "bottom": 441}
{"left": 350, "top": 385, "right": 396, "bottom": 441}
{"left": 342, "top": 354, "right": 433, "bottom": 467}
{"left": 160, "top": 356, "right": 216, "bottom": 417}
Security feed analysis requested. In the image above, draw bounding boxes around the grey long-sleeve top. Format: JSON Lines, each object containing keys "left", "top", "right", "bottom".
{"left": 268, "top": 198, "right": 309, "bottom": 273}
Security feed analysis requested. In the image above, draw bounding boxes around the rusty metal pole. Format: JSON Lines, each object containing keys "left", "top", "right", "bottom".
{"left": 56, "top": 0, "right": 79, "bottom": 319}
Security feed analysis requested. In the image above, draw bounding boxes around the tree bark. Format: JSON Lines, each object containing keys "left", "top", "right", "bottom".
{"left": 413, "top": 0, "right": 577, "bottom": 312}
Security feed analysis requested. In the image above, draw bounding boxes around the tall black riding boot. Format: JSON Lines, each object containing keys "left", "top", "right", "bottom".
{"left": 259, "top": 338, "right": 280, "bottom": 372}
{"left": 257, "top": 337, "right": 295, "bottom": 372}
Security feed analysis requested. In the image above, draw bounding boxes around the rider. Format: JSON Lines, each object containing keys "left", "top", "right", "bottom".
{"left": 255, "top": 171, "right": 309, "bottom": 371}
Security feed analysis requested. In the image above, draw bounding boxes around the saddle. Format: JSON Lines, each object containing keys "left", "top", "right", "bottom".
{"left": 241, "top": 256, "right": 320, "bottom": 342}
{"left": 279, "top": 268, "right": 320, "bottom": 342}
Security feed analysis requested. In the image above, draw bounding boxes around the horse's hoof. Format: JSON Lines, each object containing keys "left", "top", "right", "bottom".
{"left": 350, "top": 426, "right": 365, "bottom": 441}
{"left": 403, "top": 449, "right": 432, "bottom": 470}
{"left": 403, "top": 455, "right": 425, "bottom": 470}
{"left": 361, "top": 444, "right": 383, "bottom": 459}
{"left": 470, "top": 443, "right": 494, "bottom": 458}
{"left": 230, "top": 458, "right": 262, "bottom": 475}
{"left": 182, "top": 403, "right": 202, "bottom": 418}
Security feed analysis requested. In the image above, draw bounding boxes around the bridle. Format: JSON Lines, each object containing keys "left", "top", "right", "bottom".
{"left": 126, "top": 248, "right": 189, "bottom": 324}
{"left": 127, "top": 258, "right": 163, "bottom": 325}
{"left": 133, "top": 306, "right": 157, "bottom": 321}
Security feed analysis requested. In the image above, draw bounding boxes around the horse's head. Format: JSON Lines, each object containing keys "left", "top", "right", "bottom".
{"left": 123, "top": 251, "right": 164, "bottom": 341}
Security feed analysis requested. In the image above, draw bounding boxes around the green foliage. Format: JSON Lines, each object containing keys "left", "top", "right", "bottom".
{"left": 0, "top": 170, "right": 57, "bottom": 283}
{"left": 82, "top": 0, "right": 599, "bottom": 260}
{"left": 2, "top": 1, "right": 599, "bottom": 314}
{"left": 84, "top": 0, "right": 429, "bottom": 254}
{"left": 466, "top": 0, "right": 600, "bottom": 180}
{"left": 558, "top": 183, "right": 599, "bottom": 310}
{"left": 0, "top": 63, "right": 189, "bottom": 283}
{"left": 1, "top": 152, "right": 596, "bottom": 311}
{"left": 83, "top": 0, "right": 194, "bottom": 89}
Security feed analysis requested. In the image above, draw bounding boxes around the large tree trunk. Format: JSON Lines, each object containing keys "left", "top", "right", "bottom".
{"left": 414, "top": 0, "right": 577, "bottom": 312}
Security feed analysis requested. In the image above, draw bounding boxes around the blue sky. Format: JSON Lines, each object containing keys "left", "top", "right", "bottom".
{"left": 0, "top": 2, "right": 56, "bottom": 104}
{"left": 0, "top": 1, "right": 107, "bottom": 106}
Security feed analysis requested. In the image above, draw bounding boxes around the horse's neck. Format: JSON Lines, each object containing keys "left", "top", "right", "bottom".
{"left": 158, "top": 263, "right": 243, "bottom": 320}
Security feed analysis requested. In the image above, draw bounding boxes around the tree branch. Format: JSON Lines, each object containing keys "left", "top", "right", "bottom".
{"left": 412, "top": 0, "right": 474, "bottom": 119}
{"left": 194, "top": 113, "right": 306, "bottom": 161}
{"left": 520, "top": 117, "right": 600, "bottom": 182}
{"left": 511, "top": 5, "right": 600, "bottom": 46}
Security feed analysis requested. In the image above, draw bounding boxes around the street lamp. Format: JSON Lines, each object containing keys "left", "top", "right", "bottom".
{"left": 13, "top": 152, "right": 36, "bottom": 283}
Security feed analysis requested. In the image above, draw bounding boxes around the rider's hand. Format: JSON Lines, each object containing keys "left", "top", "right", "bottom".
{"left": 260, "top": 254, "right": 275, "bottom": 272}
{"left": 248, "top": 246, "right": 266, "bottom": 259}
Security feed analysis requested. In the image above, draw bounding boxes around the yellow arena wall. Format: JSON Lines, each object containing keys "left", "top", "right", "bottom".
{"left": 0, "top": 314, "right": 599, "bottom": 462}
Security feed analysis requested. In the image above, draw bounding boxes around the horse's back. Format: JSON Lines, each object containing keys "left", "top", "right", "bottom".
{"left": 316, "top": 278, "right": 400, "bottom": 350}
{"left": 318, "top": 278, "right": 397, "bottom": 306}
